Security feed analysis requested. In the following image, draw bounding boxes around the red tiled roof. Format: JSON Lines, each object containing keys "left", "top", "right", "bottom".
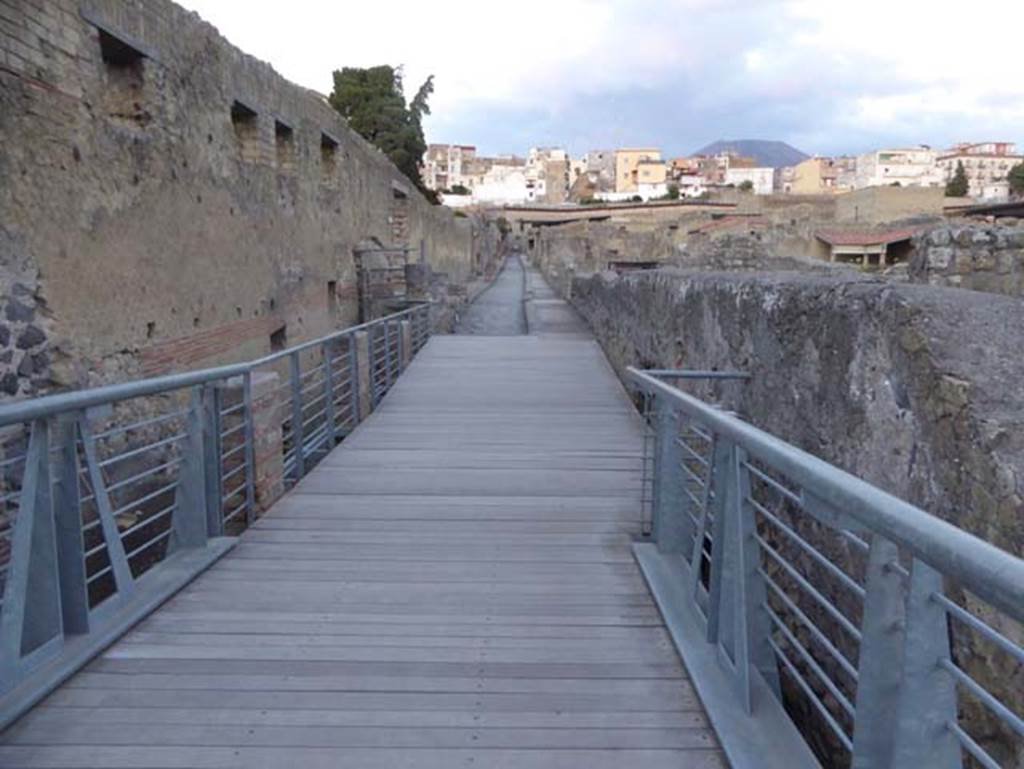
{"left": 815, "top": 226, "right": 922, "bottom": 246}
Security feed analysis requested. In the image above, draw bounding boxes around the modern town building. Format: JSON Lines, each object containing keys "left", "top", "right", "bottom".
{"left": 854, "top": 147, "right": 944, "bottom": 189}
{"left": 724, "top": 167, "right": 775, "bottom": 195}
{"left": 937, "top": 142, "right": 1023, "bottom": 200}
{"left": 615, "top": 148, "right": 662, "bottom": 193}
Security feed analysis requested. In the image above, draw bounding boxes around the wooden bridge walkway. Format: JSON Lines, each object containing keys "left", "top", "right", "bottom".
{"left": 0, "top": 333, "right": 725, "bottom": 768}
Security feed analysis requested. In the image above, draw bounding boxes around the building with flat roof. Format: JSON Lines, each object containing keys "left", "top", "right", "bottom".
{"left": 937, "top": 142, "right": 1022, "bottom": 200}
{"left": 615, "top": 148, "right": 662, "bottom": 193}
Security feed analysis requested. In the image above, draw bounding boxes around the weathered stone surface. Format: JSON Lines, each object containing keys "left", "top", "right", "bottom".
{"left": 15, "top": 325, "right": 46, "bottom": 350}
{"left": 910, "top": 223, "right": 1024, "bottom": 296}
{"left": 0, "top": 0, "right": 498, "bottom": 401}
{"left": 4, "top": 298, "right": 33, "bottom": 323}
{"left": 0, "top": 373, "right": 19, "bottom": 396}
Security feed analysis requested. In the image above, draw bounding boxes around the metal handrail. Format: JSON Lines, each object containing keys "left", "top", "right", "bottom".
{"left": 628, "top": 366, "right": 1024, "bottom": 769}
{"left": 0, "top": 304, "right": 428, "bottom": 428}
{"left": 0, "top": 303, "right": 433, "bottom": 731}
{"left": 629, "top": 368, "right": 1024, "bottom": 615}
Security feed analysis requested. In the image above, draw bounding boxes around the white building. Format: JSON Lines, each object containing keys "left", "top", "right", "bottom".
{"left": 937, "top": 142, "right": 1023, "bottom": 200}
{"left": 854, "top": 147, "right": 944, "bottom": 189}
{"left": 724, "top": 167, "right": 774, "bottom": 194}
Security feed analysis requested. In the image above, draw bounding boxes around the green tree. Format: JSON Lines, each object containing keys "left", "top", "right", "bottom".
{"left": 946, "top": 160, "right": 969, "bottom": 197}
{"left": 328, "top": 65, "right": 434, "bottom": 197}
{"left": 448, "top": 183, "right": 471, "bottom": 195}
{"left": 737, "top": 180, "right": 754, "bottom": 192}
{"left": 1008, "top": 162, "right": 1024, "bottom": 197}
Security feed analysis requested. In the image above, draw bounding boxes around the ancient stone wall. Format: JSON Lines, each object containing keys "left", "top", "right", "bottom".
{"left": 569, "top": 268, "right": 1024, "bottom": 764}
{"left": 909, "top": 222, "right": 1024, "bottom": 296}
{"left": 0, "top": 0, "right": 492, "bottom": 399}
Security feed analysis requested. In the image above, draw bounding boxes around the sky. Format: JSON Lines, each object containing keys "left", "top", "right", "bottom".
{"left": 177, "top": 0, "right": 1024, "bottom": 159}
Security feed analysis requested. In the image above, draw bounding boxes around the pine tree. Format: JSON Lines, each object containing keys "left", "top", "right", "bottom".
{"left": 945, "top": 160, "right": 969, "bottom": 197}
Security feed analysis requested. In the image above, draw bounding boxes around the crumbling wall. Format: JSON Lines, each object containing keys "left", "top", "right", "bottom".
{"left": 909, "top": 222, "right": 1024, "bottom": 297}
{"left": 0, "top": 0, "right": 494, "bottom": 398}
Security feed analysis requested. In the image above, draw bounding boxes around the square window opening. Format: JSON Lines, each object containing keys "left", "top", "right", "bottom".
{"left": 231, "top": 101, "right": 260, "bottom": 162}
{"left": 98, "top": 29, "right": 148, "bottom": 126}
{"left": 275, "top": 120, "right": 295, "bottom": 173}
{"left": 321, "top": 133, "right": 339, "bottom": 183}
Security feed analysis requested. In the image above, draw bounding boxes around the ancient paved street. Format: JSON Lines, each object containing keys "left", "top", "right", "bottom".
{"left": 455, "top": 255, "right": 527, "bottom": 335}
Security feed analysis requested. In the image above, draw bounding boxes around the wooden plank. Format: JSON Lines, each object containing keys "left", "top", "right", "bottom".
{"left": 0, "top": 746, "right": 727, "bottom": 769}
{"left": 1, "top": 331, "right": 725, "bottom": 768}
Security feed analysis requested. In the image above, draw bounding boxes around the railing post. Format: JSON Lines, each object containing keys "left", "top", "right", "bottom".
{"left": 651, "top": 398, "right": 690, "bottom": 554}
{"left": 851, "top": 536, "right": 905, "bottom": 768}
{"left": 289, "top": 351, "right": 305, "bottom": 481}
{"left": 383, "top": 322, "right": 392, "bottom": 393}
{"left": 242, "top": 372, "right": 257, "bottom": 526}
{"left": 890, "top": 559, "right": 962, "bottom": 769}
{"left": 53, "top": 415, "right": 88, "bottom": 636}
{"left": 399, "top": 319, "right": 412, "bottom": 370}
{"left": 171, "top": 386, "right": 210, "bottom": 549}
{"left": 705, "top": 437, "right": 734, "bottom": 648}
{"left": 0, "top": 418, "right": 61, "bottom": 687}
{"left": 201, "top": 382, "right": 223, "bottom": 538}
{"left": 79, "top": 418, "right": 135, "bottom": 597}
{"left": 733, "top": 445, "right": 781, "bottom": 710}
{"left": 322, "top": 340, "right": 338, "bottom": 445}
{"left": 348, "top": 332, "right": 361, "bottom": 424}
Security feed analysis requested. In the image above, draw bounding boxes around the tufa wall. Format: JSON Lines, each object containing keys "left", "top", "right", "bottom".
{"left": 568, "top": 268, "right": 1024, "bottom": 765}
{"left": 909, "top": 222, "right": 1024, "bottom": 297}
{"left": 0, "top": 0, "right": 494, "bottom": 399}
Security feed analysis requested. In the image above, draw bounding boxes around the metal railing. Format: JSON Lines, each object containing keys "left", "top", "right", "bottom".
{"left": 629, "top": 367, "right": 1024, "bottom": 769}
{"left": 0, "top": 303, "right": 431, "bottom": 728}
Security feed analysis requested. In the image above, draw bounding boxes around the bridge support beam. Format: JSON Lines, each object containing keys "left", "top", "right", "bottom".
{"left": 354, "top": 331, "right": 373, "bottom": 419}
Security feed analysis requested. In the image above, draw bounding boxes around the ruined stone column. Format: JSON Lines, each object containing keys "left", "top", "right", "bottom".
{"left": 354, "top": 330, "right": 372, "bottom": 419}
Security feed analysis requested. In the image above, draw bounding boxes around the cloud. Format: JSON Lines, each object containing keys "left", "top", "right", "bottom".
{"left": 177, "top": 0, "right": 1024, "bottom": 157}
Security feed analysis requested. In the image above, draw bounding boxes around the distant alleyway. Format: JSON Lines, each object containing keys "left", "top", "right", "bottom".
{"left": 455, "top": 255, "right": 527, "bottom": 335}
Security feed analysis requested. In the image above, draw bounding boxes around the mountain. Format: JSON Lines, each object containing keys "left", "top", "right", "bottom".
{"left": 692, "top": 139, "right": 809, "bottom": 169}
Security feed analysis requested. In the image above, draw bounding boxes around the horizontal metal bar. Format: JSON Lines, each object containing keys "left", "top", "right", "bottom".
{"left": 745, "top": 461, "right": 802, "bottom": 505}
{"left": 221, "top": 480, "right": 247, "bottom": 504}
{"left": 760, "top": 572, "right": 859, "bottom": 681}
{"left": 221, "top": 462, "right": 247, "bottom": 485}
{"left": 675, "top": 437, "right": 709, "bottom": 467}
{"left": 645, "top": 369, "right": 751, "bottom": 380}
{"left": 946, "top": 721, "right": 1000, "bottom": 769}
{"left": 105, "top": 458, "right": 182, "bottom": 496}
{"left": 219, "top": 402, "right": 245, "bottom": 418}
{"left": 118, "top": 502, "right": 176, "bottom": 540}
{"left": 628, "top": 367, "right": 1024, "bottom": 621}
{"left": 111, "top": 480, "right": 179, "bottom": 518}
{"left": 92, "top": 408, "right": 189, "bottom": 440}
{"left": 220, "top": 442, "right": 247, "bottom": 462}
{"left": 98, "top": 432, "right": 186, "bottom": 468}
{"left": 223, "top": 498, "right": 248, "bottom": 524}
{"left": 85, "top": 564, "right": 112, "bottom": 584}
{"left": 933, "top": 593, "right": 1024, "bottom": 665}
{"left": 939, "top": 658, "right": 1024, "bottom": 737}
{"left": 678, "top": 459, "right": 707, "bottom": 487}
{"left": 220, "top": 421, "right": 246, "bottom": 441}
{"left": 766, "top": 604, "right": 855, "bottom": 717}
{"left": 0, "top": 304, "right": 430, "bottom": 427}
{"left": 750, "top": 496, "right": 866, "bottom": 599}
{"left": 123, "top": 527, "right": 172, "bottom": 561}
{"left": 756, "top": 533, "right": 863, "bottom": 641}
{"left": 768, "top": 637, "right": 853, "bottom": 753}
{"left": 0, "top": 453, "right": 27, "bottom": 469}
